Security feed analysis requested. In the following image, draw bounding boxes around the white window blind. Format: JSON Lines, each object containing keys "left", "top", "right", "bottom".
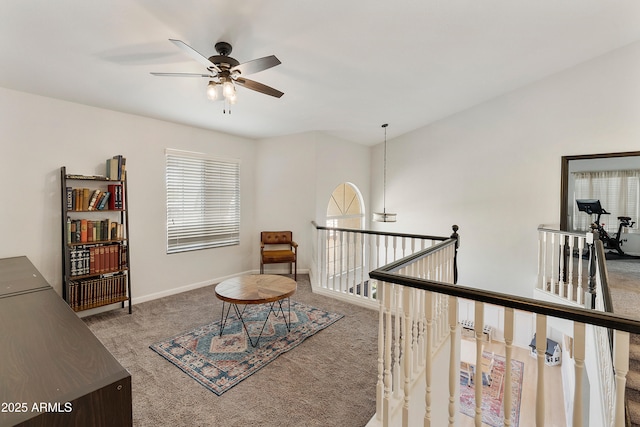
{"left": 572, "top": 169, "right": 640, "bottom": 232}
{"left": 166, "top": 149, "right": 240, "bottom": 253}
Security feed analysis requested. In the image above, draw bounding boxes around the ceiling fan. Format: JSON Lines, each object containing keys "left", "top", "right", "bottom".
{"left": 151, "top": 39, "right": 284, "bottom": 104}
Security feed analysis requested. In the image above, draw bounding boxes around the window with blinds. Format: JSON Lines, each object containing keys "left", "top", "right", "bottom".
{"left": 166, "top": 149, "right": 240, "bottom": 253}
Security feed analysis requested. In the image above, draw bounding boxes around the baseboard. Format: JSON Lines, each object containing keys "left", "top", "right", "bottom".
{"left": 131, "top": 268, "right": 310, "bottom": 306}
{"left": 131, "top": 270, "right": 255, "bottom": 305}
{"left": 311, "top": 286, "right": 378, "bottom": 311}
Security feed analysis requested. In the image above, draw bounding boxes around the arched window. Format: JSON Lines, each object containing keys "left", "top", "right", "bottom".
{"left": 326, "top": 182, "right": 364, "bottom": 229}
{"left": 325, "top": 183, "right": 365, "bottom": 281}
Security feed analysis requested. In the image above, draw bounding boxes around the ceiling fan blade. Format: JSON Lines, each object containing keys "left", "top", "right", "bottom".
{"left": 235, "top": 77, "right": 284, "bottom": 98}
{"left": 232, "top": 55, "right": 281, "bottom": 76}
{"left": 150, "top": 72, "right": 214, "bottom": 78}
{"left": 169, "top": 39, "right": 221, "bottom": 73}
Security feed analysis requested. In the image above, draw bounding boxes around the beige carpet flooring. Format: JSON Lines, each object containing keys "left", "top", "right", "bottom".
{"left": 606, "top": 257, "right": 640, "bottom": 426}
{"left": 83, "top": 275, "right": 378, "bottom": 427}
{"left": 81, "top": 259, "right": 640, "bottom": 426}
{"left": 606, "top": 257, "right": 640, "bottom": 319}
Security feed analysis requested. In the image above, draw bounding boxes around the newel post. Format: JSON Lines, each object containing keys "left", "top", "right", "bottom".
{"left": 585, "top": 226, "right": 599, "bottom": 309}
{"left": 451, "top": 225, "right": 459, "bottom": 284}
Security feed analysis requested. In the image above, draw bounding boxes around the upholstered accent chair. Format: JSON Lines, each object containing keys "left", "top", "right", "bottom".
{"left": 260, "top": 231, "right": 298, "bottom": 280}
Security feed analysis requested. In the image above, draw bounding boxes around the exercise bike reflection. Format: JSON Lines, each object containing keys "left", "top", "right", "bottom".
{"left": 576, "top": 199, "right": 636, "bottom": 256}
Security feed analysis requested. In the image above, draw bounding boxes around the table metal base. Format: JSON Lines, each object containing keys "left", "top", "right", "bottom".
{"left": 219, "top": 298, "right": 292, "bottom": 347}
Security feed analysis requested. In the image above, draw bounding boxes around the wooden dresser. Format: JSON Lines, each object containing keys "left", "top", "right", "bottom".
{"left": 0, "top": 256, "right": 132, "bottom": 426}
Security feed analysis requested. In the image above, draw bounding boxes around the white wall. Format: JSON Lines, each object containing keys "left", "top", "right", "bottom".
{"left": 370, "top": 41, "right": 640, "bottom": 297}
{"left": 0, "top": 87, "right": 257, "bottom": 302}
{"left": 254, "top": 131, "right": 371, "bottom": 273}
{"left": 3, "top": 39, "right": 640, "bottom": 307}
{"left": 0, "top": 87, "right": 371, "bottom": 305}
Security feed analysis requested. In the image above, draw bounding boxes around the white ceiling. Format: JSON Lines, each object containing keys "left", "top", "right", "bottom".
{"left": 1, "top": 1, "right": 639, "bottom": 145}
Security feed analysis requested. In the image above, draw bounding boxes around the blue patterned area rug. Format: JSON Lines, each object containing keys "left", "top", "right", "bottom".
{"left": 150, "top": 300, "right": 344, "bottom": 395}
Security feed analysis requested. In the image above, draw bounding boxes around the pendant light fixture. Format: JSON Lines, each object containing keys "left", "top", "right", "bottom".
{"left": 373, "top": 123, "right": 397, "bottom": 222}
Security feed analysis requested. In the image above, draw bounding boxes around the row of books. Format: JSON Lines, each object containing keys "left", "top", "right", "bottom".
{"left": 67, "top": 218, "right": 124, "bottom": 243}
{"left": 106, "top": 155, "right": 126, "bottom": 181}
{"left": 68, "top": 274, "right": 127, "bottom": 311}
{"left": 69, "top": 244, "right": 128, "bottom": 276}
{"left": 66, "top": 184, "right": 124, "bottom": 211}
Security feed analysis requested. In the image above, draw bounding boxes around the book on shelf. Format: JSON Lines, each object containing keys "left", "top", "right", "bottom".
{"left": 68, "top": 188, "right": 115, "bottom": 211}
{"left": 67, "top": 219, "right": 124, "bottom": 243}
{"left": 97, "top": 192, "right": 110, "bottom": 210}
{"left": 68, "top": 273, "right": 126, "bottom": 310}
{"left": 69, "top": 243, "right": 125, "bottom": 276}
{"left": 87, "top": 190, "right": 101, "bottom": 210}
{"left": 66, "top": 187, "right": 73, "bottom": 210}
{"left": 107, "top": 184, "right": 123, "bottom": 210}
{"left": 106, "top": 155, "right": 126, "bottom": 181}
{"left": 82, "top": 188, "right": 90, "bottom": 211}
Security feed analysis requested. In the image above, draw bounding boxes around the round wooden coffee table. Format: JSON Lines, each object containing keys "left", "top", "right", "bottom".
{"left": 215, "top": 274, "right": 297, "bottom": 347}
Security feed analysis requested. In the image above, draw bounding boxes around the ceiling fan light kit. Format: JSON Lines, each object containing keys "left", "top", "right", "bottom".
{"left": 151, "top": 39, "right": 283, "bottom": 112}
{"left": 373, "top": 123, "right": 397, "bottom": 223}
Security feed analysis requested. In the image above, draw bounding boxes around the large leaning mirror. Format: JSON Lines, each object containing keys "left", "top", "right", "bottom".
{"left": 560, "top": 151, "right": 640, "bottom": 256}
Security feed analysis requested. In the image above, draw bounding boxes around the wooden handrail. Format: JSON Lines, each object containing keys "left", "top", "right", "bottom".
{"left": 370, "top": 267, "right": 640, "bottom": 335}
{"left": 537, "top": 224, "right": 587, "bottom": 238}
{"left": 311, "top": 220, "right": 450, "bottom": 242}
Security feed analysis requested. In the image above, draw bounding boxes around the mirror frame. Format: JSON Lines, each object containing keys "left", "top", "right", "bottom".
{"left": 560, "top": 150, "right": 640, "bottom": 231}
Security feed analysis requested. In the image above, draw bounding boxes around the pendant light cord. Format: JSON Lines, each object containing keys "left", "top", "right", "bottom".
{"left": 382, "top": 123, "right": 388, "bottom": 214}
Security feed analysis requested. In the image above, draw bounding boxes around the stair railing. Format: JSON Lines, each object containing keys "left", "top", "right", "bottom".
{"left": 538, "top": 224, "right": 618, "bottom": 425}
{"left": 537, "top": 225, "right": 588, "bottom": 304}
{"left": 310, "top": 221, "right": 458, "bottom": 308}
{"left": 369, "top": 232, "right": 640, "bottom": 427}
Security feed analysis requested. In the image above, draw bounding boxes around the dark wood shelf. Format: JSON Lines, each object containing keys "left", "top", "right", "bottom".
{"left": 72, "top": 295, "right": 129, "bottom": 312}
{"left": 68, "top": 238, "right": 127, "bottom": 247}
{"left": 68, "top": 268, "right": 129, "bottom": 281}
{"left": 66, "top": 209, "right": 125, "bottom": 213}
{"left": 61, "top": 164, "right": 131, "bottom": 314}
{"left": 65, "top": 174, "right": 124, "bottom": 182}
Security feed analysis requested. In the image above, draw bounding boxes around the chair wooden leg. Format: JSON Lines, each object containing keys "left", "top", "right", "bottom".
{"left": 294, "top": 260, "right": 297, "bottom": 281}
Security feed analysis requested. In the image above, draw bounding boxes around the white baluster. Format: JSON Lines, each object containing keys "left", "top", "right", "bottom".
{"left": 535, "top": 314, "right": 547, "bottom": 426}
{"left": 418, "top": 263, "right": 426, "bottom": 366}
{"left": 573, "top": 322, "right": 585, "bottom": 427}
{"left": 338, "top": 230, "right": 344, "bottom": 292}
{"left": 403, "top": 285, "right": 412, "bottom": 427}
{"left": 448, "top": 296, "right": 459, "bottom": 426}
{"left": 614, "top": 330, "right": 630, "bottom": 427}
{"left": 412, "top": 288, "right": 419, "bottom": 375}
{"left": 559, "top": 235, "right": 566, "bottom": 298}
{"left": 418, "top": 290, "right": 426, "bottom": 366}
{"left": 376, "top": 280, "right": 384, "bottom": 421}
{"left": 538, "top": 231, "right": 545, "bottom": 290}
{"left": 383, "top": 282, "right": 392, "bottom": 427}
{"left": 393, "top": 285, "right": 401, "bottom": 397}
{"left": 550, "top": 233, "right": 557, "bottom": 295}
{"left": 577, "top": 237, "right": 584, "bottom": 305}
{"left": 392, "top": 235, "right": 398, "bottom": 263}
{"left": 321, "top": 228, "right": 327, "bottom": 288}
{"left": 424, "top": 291, "right": 433, "bottom": 427}
{"left": 474, "top": 301, "right": 484, "bottom": 427}
{"left": 567, "top": 235, "right": 575, "bottom": 301}
{"left": 541, "top": 231, "right": 548, "bottom": 290}
{"left": 345, "top": 231, "right": 351, "bottom": 294}
{"left": 402, "top": 236, "right": 407, "bottom": 258}
{"left": 504, "top": 308, "right": 514, "bottom": 426}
